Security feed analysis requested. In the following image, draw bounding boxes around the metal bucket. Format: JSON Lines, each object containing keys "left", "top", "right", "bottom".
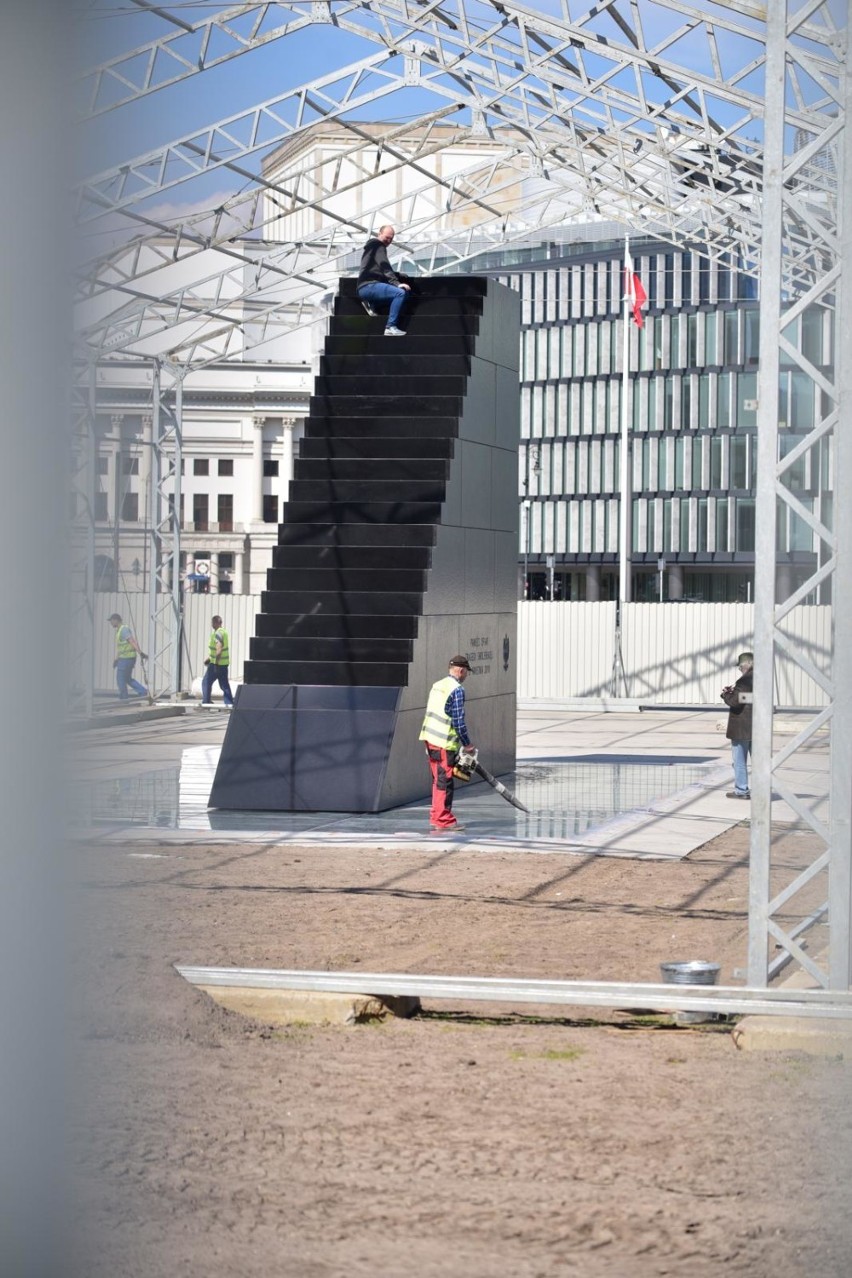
{"left": 660, "top": 960, "right": 721, "bottom": 1024}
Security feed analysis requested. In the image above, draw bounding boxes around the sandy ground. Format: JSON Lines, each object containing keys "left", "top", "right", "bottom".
{"left": 71, "top": 822, "right": 852, "bottom": 1277}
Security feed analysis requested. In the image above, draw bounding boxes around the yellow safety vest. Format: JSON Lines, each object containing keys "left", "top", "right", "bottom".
{"left": 419, "top": 675, "right": 461, "bottom": 749}
{"left": 115, "top": 626, "right": 136, "bottom": 659}
{"left": 208, "top": 628, "right": 229, "bottom": 665}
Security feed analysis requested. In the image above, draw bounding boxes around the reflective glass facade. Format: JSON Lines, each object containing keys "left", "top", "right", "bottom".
{"left": 479, "top": 237, "right": 830, "bottom": 602}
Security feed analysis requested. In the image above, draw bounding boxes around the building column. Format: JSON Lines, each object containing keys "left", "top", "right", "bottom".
{"left": 234, "top": 550, "right": 245, "bottom": 595}
{"left": 281, "top": 416, "right": 296, "bottom": 505}
{"left": 668, "top": 563, "right": 684, "bottom": 600}
{"left": 209, "top": 552, "right": 220, "bottom": 593}
{"left": 250, "top": 415, "right": 265, "bottom": 522}
{"left": 586, "top": 563, "right": 601, "bottom": 602}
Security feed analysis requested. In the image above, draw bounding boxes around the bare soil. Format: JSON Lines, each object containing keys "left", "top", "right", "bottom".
{"left": 71, "top": 823, "right": 851, "bottom": 1277}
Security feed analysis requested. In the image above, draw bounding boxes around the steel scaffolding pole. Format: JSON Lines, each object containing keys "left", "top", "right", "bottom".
{"left": 145, "top": 361, "right": 183, "bottom": 701}
{"left": 749, "top": 2, "right": 850, "bottom": 991}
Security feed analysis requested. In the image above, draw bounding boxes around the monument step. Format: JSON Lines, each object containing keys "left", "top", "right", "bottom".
{"left": 287, "top": 479, "right": 446, "bottom": 504}
{"left": 255, "top": 612, "right": 419, "bottom": 639}
{"left": 301, "top": 416, "right": 458, "bottom": 438}
{"left": 330, "top": 314, "right": 479, "bottom": 337}
{"left": 250, "top": 636, "right": 414, "bottom": 663}
{"left": 281, "top": 501, "right": 442, "bottom": 524}
{"left": 272, "top": 545, "right": 432, "bottom": 569}
{"left": 298, "top": 436, "right": 454, "bottom": 461}
{"left": 320, "top": 353, "right": 471, "bottom": 377}
{"left": 274, "top": 522, "right": 436, "bottom": 548}
{"left": 295, "top": 458, "right": 449, "bottom": 481}
{"left": 324, "top": 335, "right": 475, "bottom": 358}
{"left": 244, "top": 660, "right": 409, "bottom": 687}
{"left": 266, "top": 567, "right": 428, "bottom": 592}
{"left": 335, "top": 295, "right": 483, "bottom": 317}
{"left": 340, "top": 276, "right": 487, "bottom": 298}
{"left": 309, "top": 394, "right": 463, "bottom": 418}
{"left": 261, "top": 590, "right": 424, "bottom": 616}
{"left": 315, "top": 374, "right": 468, "bottom": 397}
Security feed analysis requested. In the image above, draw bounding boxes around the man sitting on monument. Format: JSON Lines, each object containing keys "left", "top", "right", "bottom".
{"left": 355, "top": 224, "right": 411, "bottom": 337}
{"left": 419, "top": 655, "right": 475, "bottom": 832}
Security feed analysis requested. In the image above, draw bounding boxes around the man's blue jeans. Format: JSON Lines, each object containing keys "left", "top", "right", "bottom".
{"left": 116, "top": 657, "right": 146, "bottom": 700}
{"left": 731, "top": 740, "right": 751, "bottom": 794}
{"left": 357, "top": 281, "right": 408, "bottom": 329}
{"left": 202, "top": 663, "right": 234, "bottom": 706}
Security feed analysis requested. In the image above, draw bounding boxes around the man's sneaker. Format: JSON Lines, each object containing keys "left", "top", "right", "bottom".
{"left": 360, "top": 298, "right": 378, "bottom": 317}
{"left": 726, "top": 790, "right": 750, "bottom": 799}
{"left": 430, "top": 821, "right": 464, "bottom": 832}
{"left": 384, "top": 326, "right": 406, "bottom": 337}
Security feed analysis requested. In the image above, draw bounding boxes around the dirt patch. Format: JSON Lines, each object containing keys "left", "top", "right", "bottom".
{"left": 71, "top": 824, "right": 851, "bottom": 1277}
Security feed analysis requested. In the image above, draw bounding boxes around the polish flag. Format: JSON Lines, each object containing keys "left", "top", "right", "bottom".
{"left": 625, "top": 265, "right": 647, "bottom": 328}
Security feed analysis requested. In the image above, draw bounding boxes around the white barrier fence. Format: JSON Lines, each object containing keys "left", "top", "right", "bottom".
{"left": 84, "top": 594, "right": 831, "bottom": 708}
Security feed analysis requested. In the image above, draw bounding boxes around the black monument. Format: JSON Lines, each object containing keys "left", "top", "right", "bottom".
{"left": 209, "top": 275, "right": 519, "bottom": 812}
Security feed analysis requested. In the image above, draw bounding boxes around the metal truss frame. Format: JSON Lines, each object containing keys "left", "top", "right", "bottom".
{"left": 750, "top": 2, "right": 850, "bottom": 993}
{"left": 73, "top": 1, "right": 850, "bottom": 994}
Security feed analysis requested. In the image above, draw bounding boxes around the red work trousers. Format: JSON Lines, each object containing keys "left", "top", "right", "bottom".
{"left": 425, "top": 744, "right": 458, "bottom": 827}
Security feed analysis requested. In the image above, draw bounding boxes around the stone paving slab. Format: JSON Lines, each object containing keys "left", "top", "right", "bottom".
{"left": 69, "top": 705, "right": 821, "bottom": 860}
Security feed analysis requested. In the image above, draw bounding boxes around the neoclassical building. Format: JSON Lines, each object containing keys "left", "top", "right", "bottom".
{"left": 90, "top": 356, "right": 312, "bottom": 595}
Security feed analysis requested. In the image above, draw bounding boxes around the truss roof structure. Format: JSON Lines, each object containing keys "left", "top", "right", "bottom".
{"left": 76, "top": 0, "right": 844, "bottom": 367}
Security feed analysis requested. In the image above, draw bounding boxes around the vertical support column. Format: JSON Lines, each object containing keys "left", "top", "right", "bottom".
{"left": 146, "top": 361, "right": 184, "bottom": 700}
{"left": 209, "top": 552, "right": 220, "bottom": 594}
{"left": 830, "top": 45, "right": 852, "bottom": 989}
{"left": 586, "top": 564, "right": 601, "bottom": 602}
{"left": 250, "top": 415, "right": 265, "bottom": 522}
{"left": 281, "top": 416, "right": 296, "bottom": 505}
{"left": 111, "top": 414, "right": 125, "bottom": 582}
{"left": 748, "top": 7, "right": 784, "bottom": 988}
{"left": 234, "top": 550, "right": 245, "bottom": 595}
{"left": 140, "top": 413, "right": 152, "bottom": 593}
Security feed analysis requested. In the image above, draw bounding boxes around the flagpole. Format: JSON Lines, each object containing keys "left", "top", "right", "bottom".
{"left": 619, "top": 234, "right": 632, "bottom": 605}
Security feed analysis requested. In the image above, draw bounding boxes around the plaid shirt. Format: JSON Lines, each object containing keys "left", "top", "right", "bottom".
{"left": 445, "top": 681, "right": 471, "bottom": 747}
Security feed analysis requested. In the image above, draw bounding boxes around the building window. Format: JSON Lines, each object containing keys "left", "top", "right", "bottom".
{"left": 121, "top": 492, "right": 139, "bottom": 522}
{"left": 218, "top": 580, "right": 233, "bottom": 595}
{"left": 219, "top": 553, "right": 234, "bottom": 570}
{"left": 95, "top": 492, "right": 109, "bottom": 522}
{"left": 218, "top": 458, "right": 234, "bottom": 476}
{"left": 263, "top": 494, "right": 278, "bottom": 523}
{"left": 194, "top": 458, "right": 209, "bottom": 476}
{"left": 217, "top": 494, "right": 233, "bottom": 532}
{"left": 263, "top": 459, "right": 279, "bottom": 477}
{"left": 193, "top": 493, "right": 209, "bottom": 531}
{"left": 121, "top": 454, "right": 139, "bottom": 475}
{"left": 736, "top": 498, "right": 756, "bottom": 551}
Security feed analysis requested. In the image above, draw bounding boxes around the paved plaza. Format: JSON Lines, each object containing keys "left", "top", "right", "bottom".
{"left": 70, "top": 704, "right": 827, "bottom": 857}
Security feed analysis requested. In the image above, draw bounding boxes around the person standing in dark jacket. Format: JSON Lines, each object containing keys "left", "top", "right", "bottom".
{"left": 721, "top": 651, "right": 753, "bottom": 799}
{"left": 356, "top": 224, "right": 410, "bottom": 336}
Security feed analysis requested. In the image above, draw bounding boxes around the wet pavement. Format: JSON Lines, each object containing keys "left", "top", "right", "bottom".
{"left": 67, "top": 705, "right": 786, "bottom": 859}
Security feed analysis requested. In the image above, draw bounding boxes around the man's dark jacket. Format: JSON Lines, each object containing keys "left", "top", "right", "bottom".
{"left": 722, "top": 671, "right": 753, "bottom": 741}
{"left": 357, "top": 237, "right": 402, "bottom": 288}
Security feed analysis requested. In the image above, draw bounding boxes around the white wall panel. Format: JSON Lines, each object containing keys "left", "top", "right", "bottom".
{"left": 85, "top": 597, "right": 831, "bottom": 708}
{"left": 517, "top": 601, "right": 617, "bottom": 698}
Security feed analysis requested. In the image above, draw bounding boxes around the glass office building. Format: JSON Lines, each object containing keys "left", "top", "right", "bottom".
{"left": 463, "top": 233, "right": 830, "bottom": 603}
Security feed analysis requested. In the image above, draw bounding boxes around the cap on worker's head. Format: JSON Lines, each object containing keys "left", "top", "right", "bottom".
{"left": 108, "top": 613, "right": 122, "bottom": 622}
{"left": 449, "top": 654, "right": 472, "bottom": 671}
{"left": 737, "top": 651, "right": 754, "bottom": 665}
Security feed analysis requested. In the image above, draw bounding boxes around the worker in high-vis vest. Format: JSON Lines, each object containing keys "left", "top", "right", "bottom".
{"left": 109, "top": 612, "right": 148, "bottom": 701}
{"left": 419, "top": 654, "right": 475, "bottom": 831}
{"left": 201, "top": 614, "right": 234, "bottom": 707}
